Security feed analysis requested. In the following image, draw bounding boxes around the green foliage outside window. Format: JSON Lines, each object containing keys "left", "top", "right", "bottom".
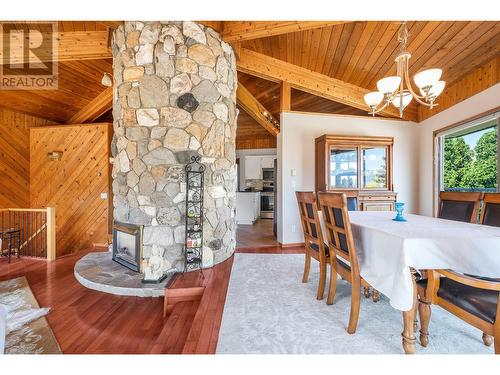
{"left": 443, "top": 128, "right": 497, "bottom": 190}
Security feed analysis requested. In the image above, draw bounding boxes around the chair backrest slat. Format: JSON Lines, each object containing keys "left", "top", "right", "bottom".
{"left": 317, "top": 192, "right": 359, "bottom": 274}
{"left": 296, "top": 192, "right": 327, "bottom": 259}
{"left": 438, "top": 191, "right": 482, "bottom": 223}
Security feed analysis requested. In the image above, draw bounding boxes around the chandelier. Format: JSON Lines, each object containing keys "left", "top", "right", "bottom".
{"left": 363, "top": 21, "right": 446, "bottom": 118}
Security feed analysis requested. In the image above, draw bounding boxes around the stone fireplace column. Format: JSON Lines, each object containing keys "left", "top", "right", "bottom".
{"left": 111, "top": 21, "right": 238, "bottom": 279}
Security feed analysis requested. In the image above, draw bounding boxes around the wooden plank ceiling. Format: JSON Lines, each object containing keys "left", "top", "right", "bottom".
{"left": 0, "top": 21, "right": 498, "bottom": 147}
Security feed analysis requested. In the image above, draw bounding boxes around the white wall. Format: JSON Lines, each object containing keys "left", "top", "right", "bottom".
{"left": 235, "top": 148, "right": 276, "bottom": 191}
{"left": 417, "top": 83, "right": 500, "bottom": 217}
{"left": 278, "top": 112, "right": 419, "bottom": 244}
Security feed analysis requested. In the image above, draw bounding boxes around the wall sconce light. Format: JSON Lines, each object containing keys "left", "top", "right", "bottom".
{"left": 48, "top": 151, "right": 63, "bottom": 161}
{"left": 101, "top": 72, "right": 113, "bottom": 87}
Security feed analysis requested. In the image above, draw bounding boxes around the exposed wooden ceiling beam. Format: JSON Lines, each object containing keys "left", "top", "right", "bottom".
{"left": 96, "top": 21, "right": 124, "bottom": 29}
{"left": 237, "top": 48, "right": 406, "bottom": 119}
{"left": 221, "top": 21, "right": 350, "bottom": 42}
{"left": 198, "top": 21, "right": 225, "bottom": 33}
{"left": 237, "top": 81, "right": 279, "bottom": 136}
{"left": 67, "top": 87, "right": 113, "bottom": 124}
{"left": 0, "top": 31, "right": 112, "bottom": 64}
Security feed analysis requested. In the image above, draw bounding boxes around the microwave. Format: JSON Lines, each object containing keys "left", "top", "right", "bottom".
{"left": 262, "top": 168, "right": 274, "bottom": 181}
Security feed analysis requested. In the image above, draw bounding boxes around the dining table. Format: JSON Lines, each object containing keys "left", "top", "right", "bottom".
{"left": 319, "top": 210, "right": 500, "bottom": 354}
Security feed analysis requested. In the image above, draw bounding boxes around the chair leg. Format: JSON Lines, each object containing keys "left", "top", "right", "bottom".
{"left": 302, "top": 253, "right": 311, "bottom": 283}
{"left": 418, "top": 299, "right": 431, "bottom": 347}
{"left": 347, "top": 278, "right": 361, "bottom": 334}
{"left": 372, "top": 290, "right": 379, "bottom": 303}
{"left": 363, "top": 286, "right": 370, "bottom": 298}
{"left": 482, "top": 333, "right": 492, "bottom": 347}
{"left": 326, "top": 263, "right": 337, "bottom": 305}
{"left": 494, "top": 322, "right": 500, "bottom": 354}
{"left": 316, "top": 262, "right": 327, "bottom": 300}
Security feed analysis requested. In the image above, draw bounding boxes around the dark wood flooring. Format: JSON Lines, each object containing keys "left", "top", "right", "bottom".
{"left": 0, "top": 244, "right": 303, "bottom": 354}
{"left": 0, "top": 249, "right": 233, "bottom": 354}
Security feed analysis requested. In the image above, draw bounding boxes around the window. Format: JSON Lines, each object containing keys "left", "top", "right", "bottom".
{"left": 436, "top": 112, "right": 500, "bottom": 194}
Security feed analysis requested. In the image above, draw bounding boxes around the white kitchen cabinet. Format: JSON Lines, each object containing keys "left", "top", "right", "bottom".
{"left": 244, "top": 155, "right": 277, "bottom": 180}
{"left": 244, "top": 156, "right": 262, "bottom": 179}
{"left": 260, "top": 156, "right": 275, "bottom": 168}
{"left": 236, "top": 192, "right": 261, "bottom": 224}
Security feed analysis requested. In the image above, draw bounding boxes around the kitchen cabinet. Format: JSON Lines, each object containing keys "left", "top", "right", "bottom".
{"left": 236, "top": 192, "right": 261, "bottom": 224}
{"left": 244, "top": 155, "right": 277, "bottom": 179}
{"left": 260, "top": 156, "right": 275, "bottom": 168}
{"left": 244, "top": 156, "right": 262, "bottom": 179}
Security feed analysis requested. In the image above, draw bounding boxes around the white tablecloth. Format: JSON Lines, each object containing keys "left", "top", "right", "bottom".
{"left": 319, "top": 211, "right": 500, "bottom": 311}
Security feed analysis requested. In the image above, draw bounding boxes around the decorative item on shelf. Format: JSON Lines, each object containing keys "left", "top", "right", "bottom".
{"left": 363, "top": 21, "right": 446, "bottom": 118}
{"left": 47, "top": 151, "right": 63, "bottom": 161}
{"left": 393, "top": 202, "right": 407, "bottom": 222}
{"left": 184, "top": 156, "right": 206, "bottom": 274}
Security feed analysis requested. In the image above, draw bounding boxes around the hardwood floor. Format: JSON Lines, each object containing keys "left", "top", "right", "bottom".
{"left": 0, "top": 250, "right": 233, "bottom": 354}
{"left": 236, "top": 218, "right": 278, "bottom": 248}
{"left": 0, "top": 243, "right": 303, "bottom": 354}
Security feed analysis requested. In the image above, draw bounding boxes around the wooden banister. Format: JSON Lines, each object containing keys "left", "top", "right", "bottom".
{"left": 0, "top": 207, "right": 56, "bottom": 260}
{"left": 46, "top": 207, "right": 56, "bottom": 261}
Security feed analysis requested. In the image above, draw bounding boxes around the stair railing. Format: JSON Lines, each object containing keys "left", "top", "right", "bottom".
{"left": 0, "top": 207, "right": 56, "bottom": 260}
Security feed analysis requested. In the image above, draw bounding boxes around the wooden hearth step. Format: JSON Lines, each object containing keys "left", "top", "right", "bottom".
{"left": 163, "top": 286, "right": 205, "bottom": 317}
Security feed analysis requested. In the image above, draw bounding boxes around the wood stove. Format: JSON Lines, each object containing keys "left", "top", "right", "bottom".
{"left": 112, "top": 222, "right": 143, "bottom": 272}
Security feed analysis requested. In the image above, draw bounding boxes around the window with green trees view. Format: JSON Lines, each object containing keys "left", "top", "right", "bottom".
{"left": 441, "top": 117, "right": 498, "bottom": 192}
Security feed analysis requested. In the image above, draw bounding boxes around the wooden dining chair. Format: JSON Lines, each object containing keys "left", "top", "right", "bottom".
{"left": 344, "top": 191, "right": 359, "bottom": 211}
{"left": 317, "top": 192, "right": 377, "bottom": 334}
{"left": 417, "top": 270, "right": 500, "bottom": 353}
{"left": 473, "top": 192, "right": 500, "bottom": 345}
{"left": 296, "top": 191, "right": 330, "bottom": 301}
{"left": 480, "top": 193, "right": 500, "bottom": 227}
{"left": 438, "top": 191, "right": 483, "bottom": 223}
{"left": 315, "top": 191, "right": 359, "bottom": 211}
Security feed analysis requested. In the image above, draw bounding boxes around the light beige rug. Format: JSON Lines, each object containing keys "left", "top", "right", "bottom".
{"left": 1, "top": 276, "right": 62, "bottom": 354}
{"left": 217, "top": 254, "right": 494, "bottom": 354}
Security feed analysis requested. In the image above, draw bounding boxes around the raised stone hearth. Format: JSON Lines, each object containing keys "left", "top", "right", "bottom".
{"left": 75, "top": 252, "right": 176, "bottom": 297}
{"left": 111, "top": 21, "right": 238, "bottom": 281}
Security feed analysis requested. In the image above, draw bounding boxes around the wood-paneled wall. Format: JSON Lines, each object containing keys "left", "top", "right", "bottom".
{"left": 0, "top": 108, "right": 54, "bottom": 208}
{"left": 418, "top": 57, "right": 499, "bottom": 121}
{"left": 236, "top": 136, "right": 277, "bottom": 150}
{"left": 30, "top": 123, "right": 111, "bottom": 256}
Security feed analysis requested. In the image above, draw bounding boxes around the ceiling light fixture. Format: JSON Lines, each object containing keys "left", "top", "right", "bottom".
{"left": 363, "top": 21, "right": 445, "bottom": 118}
{"left": 261, "top": 110, "right": 279, "bottom": 127}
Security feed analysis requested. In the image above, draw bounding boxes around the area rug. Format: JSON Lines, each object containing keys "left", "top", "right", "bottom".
{"left": 216, "top": 253, "right": 493, "bottom": 354}
{"left": 0, "top": 276, "right": 62, "bottom": 354}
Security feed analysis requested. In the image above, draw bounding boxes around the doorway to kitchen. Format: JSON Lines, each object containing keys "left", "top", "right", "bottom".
{"left": 235, "top": 149, "right": 278, "bottom": 248}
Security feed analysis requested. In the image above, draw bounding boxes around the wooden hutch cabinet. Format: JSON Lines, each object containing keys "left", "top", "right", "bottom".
{"left": 315, "top": 135, "right": 396, "bottom": 211}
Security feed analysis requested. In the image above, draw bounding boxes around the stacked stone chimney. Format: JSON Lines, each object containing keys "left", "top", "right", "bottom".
{"left": 111, "top": 21, "right": 238, "bottom": 280}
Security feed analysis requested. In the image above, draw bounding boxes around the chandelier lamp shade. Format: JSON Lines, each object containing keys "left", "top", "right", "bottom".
{"left": 363, "top": 22, "right": 446, "bottom": 118}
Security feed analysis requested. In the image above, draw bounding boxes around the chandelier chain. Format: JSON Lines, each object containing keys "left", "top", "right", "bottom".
{"left": 398, "top": 21, "right": 409, "bottom": 54}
